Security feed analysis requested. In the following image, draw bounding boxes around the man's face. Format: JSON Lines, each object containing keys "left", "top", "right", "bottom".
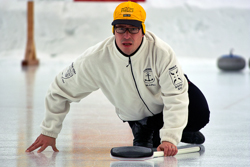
{"left": 114, "top": 24, "right": 144, "bottom": 55}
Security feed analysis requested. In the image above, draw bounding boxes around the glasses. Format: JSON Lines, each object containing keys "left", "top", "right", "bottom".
{"left": 115, "top": 27, "right": 141, "bottom": 34}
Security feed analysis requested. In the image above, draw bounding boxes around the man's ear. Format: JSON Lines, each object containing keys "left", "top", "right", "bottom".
{"left": 112, "top": 26, "right": 115, "bottom": 35}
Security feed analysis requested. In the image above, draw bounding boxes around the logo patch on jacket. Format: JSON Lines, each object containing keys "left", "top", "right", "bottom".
{"left": 144, "top": 68, "right": 156, "bottom": 86}
{"left": 169, "top": 65, "right": 183, "bottom": 90}
{"left": 62, "top": 63, "right": 76, "bottom": 83}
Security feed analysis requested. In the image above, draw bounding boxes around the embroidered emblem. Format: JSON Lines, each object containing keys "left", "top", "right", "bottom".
{"left": 169, "top": 65, "right": 183, "bottom": 90}
{"left": 144, "top": 68, "right": 156, "bottom": 86}
{"left": 121, "top": 7, "right": 134, "bottom": 13}
{"left": 62, "top": 63, "right": 76, "bottom": 83}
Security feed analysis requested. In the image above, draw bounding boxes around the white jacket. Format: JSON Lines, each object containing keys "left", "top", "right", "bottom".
{"left": 41, "top": 31, "right": 189, "bottom": 146}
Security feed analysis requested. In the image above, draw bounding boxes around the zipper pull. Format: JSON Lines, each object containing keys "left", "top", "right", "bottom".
{"left": 126, "top": 57, "right": 131, "bottom": 67}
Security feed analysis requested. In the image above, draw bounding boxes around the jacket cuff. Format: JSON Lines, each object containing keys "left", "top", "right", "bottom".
{"left": 160, "top": 129, "right": 182, "bottom": 146}
{"left": 41, "top": 130, "right": 58, "bottom": 138}
{"left": 160, "top": 137, "right": 178, "bottom": 146}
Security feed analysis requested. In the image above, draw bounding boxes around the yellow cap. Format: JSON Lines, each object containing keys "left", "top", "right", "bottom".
{"left": 111, "top": 1, "right": 146, "bottom": 34}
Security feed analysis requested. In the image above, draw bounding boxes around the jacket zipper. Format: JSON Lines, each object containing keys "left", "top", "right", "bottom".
{"left": 126, "top": 57, "right": 155, "bottom": 116}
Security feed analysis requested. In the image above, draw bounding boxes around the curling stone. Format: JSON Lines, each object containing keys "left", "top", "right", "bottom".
{"left": 217, "top": 50, "right": 246, "bottom": 71}
{"left": 249, "top": 58, "right": 250, "bottom": 68}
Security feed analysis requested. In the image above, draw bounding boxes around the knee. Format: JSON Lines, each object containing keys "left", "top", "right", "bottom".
{"left": 197, "top": 107, "right": 210, "bottom": 128}
{"left": 186, "top": 107, "right": 210, "bottom": 132}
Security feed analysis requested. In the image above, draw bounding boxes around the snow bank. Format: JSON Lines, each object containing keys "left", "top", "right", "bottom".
{"left": 0, "top": 0, "right": 249, "bottom": 60}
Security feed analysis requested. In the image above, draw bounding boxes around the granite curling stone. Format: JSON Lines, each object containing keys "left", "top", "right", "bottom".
{"left": 217, "top": 50, "right": 246, "bottom": 71}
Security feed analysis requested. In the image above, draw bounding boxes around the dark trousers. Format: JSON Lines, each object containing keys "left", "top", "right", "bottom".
{"left": 128, "top": 75, "right": 210, "bottom": 147}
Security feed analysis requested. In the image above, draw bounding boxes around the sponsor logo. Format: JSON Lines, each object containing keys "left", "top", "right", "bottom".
{"left": 169, "top": 65, "right": 183, "bottom": 90}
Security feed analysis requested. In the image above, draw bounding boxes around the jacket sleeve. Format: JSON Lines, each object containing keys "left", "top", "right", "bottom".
{"left": 40, "top": 57, "right": 99, "bottom": 138}
{"left": 158, "top": 49, "right": 189, "bottom": 146}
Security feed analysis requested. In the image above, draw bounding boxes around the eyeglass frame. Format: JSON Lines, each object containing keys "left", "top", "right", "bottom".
{"left": 114, "top": 26, "right": 141, "bottom": 34}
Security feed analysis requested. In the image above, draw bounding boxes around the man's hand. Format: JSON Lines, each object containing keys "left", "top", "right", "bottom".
{"left": 157, "top": 141, "right": 178, "bottom": 156}
{"left": 26, "top": 134, "right": 59, "bottom": 153}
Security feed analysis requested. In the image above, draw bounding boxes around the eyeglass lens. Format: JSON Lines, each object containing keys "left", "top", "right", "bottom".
{"left": 115, "top": 27, "right": 140, "bottom": 34}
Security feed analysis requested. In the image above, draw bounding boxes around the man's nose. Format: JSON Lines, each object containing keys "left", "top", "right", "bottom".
{"left": 123, "top": 30, "right": 131, "bottom": 39}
